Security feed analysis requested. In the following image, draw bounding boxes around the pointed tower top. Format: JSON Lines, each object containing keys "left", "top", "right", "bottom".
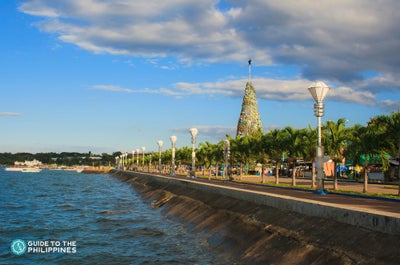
{"left": 248, "top": 58, "right": 252, "bottom": 84}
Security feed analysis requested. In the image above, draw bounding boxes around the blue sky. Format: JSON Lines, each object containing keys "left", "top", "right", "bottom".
{"left": 1, "top": 0, "right": 399, "bottom": 154}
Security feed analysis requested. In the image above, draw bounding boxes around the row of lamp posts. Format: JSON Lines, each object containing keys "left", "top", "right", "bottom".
{"left": 126, "top": 128, "right": 197, "bottom": 176}
{"left": 116, "top": 82, "right": 329, "bottom": 192}
{"left": 155, "top": 132, "right": 183, "bottom": 176}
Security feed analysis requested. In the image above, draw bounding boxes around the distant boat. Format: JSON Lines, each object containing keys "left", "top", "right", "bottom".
{"left": 5, "top": 167, "right": 23, "bottom": 172}
{"left": 22, "top": 168, "right": 42, "bottom": 173}
{"left": 5, "top": 167, "right": 42, "bottom": 173}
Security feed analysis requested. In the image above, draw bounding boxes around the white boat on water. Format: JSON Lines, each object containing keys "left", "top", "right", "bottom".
{"left": 5, "top": 167, "right": 42, "bottom": 173}
{"left": 5, "top": 167, "right": 24, "bottom": 172}
{"left": 22, "top": 168, "right": 42, "bottom": 173}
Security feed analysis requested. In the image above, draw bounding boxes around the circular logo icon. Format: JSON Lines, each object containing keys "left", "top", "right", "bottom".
{"left": 10, "top": 239, "right": 27, "bottom": 255}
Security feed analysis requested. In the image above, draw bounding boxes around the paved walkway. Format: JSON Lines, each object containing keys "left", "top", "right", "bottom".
{"left": 167, "top": 174, "right": 400, "bottom": 218}
{"left": 237, "top": 175, "right": 399, "bottom": 195}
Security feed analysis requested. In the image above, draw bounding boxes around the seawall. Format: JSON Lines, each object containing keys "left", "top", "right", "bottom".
{"left": 110, "top": 170, "right": 400, "bottom": 265}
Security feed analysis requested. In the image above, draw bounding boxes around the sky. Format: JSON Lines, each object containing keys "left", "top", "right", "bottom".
{"left": 1, "top": 0, "right": 399, "bottom": 154}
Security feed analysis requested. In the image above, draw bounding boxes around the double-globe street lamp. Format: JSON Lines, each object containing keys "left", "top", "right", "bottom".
{"left": 189, "top": 128, "right": 198, "bottom": 178}
{"left": 170, "top": 135, "right": 177, "bottom": 176}
{"left": 157, "top": 140, "right": 163, "bottom": 174}
{"left": 308, "top": 81, "right": 330, "bottom": 194}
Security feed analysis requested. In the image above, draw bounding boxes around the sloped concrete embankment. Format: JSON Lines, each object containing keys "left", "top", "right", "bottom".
{"left": 110, "top": 171, "right": 400, "bottom": 265}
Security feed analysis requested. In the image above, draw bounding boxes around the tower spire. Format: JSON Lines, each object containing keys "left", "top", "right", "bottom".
{"left": 248, "top": 58, "right": 252, "bottom": 84}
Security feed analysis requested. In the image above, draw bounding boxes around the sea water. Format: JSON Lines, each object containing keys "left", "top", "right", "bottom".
{"left": 0, "top": 169, "right": 225, "bottom": 264}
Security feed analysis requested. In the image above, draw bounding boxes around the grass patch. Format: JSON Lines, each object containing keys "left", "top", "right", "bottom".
{"left": 384, "top": 185, "right": 399, "bottom": 190}
{"left": 326, "top": 189, "right": 400, "bottom": 200}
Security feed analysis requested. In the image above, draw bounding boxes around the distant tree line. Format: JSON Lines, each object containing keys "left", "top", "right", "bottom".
{"left": 0, "top": 152, "right": 117, "bottom": 167}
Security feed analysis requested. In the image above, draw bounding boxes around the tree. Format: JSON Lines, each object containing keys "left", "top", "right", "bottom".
{"left": 263, "top": 129, "right": 285, "bottom": 184}
{"left": 247, "top": 131, "right": 266, "bottom": 182}
{"left": 366, "top": 113, "right": 398, "bottom": 193}
{"left": 298, "top": 126, "right": 318, "bottom": 188}
{"left": 198, "top": 141, "right": 219, "bottom": 176}
{"left": 324, "top": 118, "right": 349, "bottom": 190}
{"left": 230, "top": 135, "right": 251, "bottom": 178}
{"left": 280, "top": 127, "right": 304, "bottom": 186}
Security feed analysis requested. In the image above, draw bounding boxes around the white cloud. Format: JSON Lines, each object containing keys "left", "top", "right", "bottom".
{"left": 92, "top": 76, "right": 379, "bottom": 106}
{"left": 172, "top": 125, "right": 236, "bottom": 140}
{"left": 0, "top": 112, "right": 21, "bottom": 117}
{"left": 91, "top": 85, "right": 133, "bottom": 93}
{"left": 20, "top": 0, "right": 400, "bottom": 98}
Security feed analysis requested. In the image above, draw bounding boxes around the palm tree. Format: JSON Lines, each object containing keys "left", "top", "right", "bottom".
{"left": 247, "top": 131, "right": 266, "bottom": 182}
{"left": 367, "top": 113, "right": 398, "bottom": 194}
{"left": 348, "top": 125, "right": 371, "bottom": 192}
{"left": 263, "top": 128, "right": 285, "bottom": 184}
{"left": 299, "top": 126, "right": 318, "bottom": 188}
{"left": 280, "top": 126, "right": 304, "bottom": 186}
{"left": 230, "top": 135, "right": 251, "bottom": 179}
{"left": 176, "top": 147, "right": 192, "bottom": 174}
{"left": 213, "top": 140, "right": 225, "bottom": 178}
{"left": 324, "top": 118, "right": 349, "bottom": 190}
{"left": 198, "top": 141, "right": 216, "bottom": 176}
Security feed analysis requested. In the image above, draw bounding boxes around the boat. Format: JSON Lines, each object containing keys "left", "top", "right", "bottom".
{"left": 5, "top": 167, "right": 24, "bottom": 172}
{"left": 21, "top": 168, "right": 42, "bottom": 173}
{"left": 5, "top": 167, "right": 42, "bottom": 173}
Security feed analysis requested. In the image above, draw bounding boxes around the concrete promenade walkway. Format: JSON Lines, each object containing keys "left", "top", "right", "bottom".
{"left": 167, "top": 173, "right": 400, "bottom": 218}
{"left": 125, "top": 170, "right": 399, "bottom": 234}
{"left": 237, "top": 175, "right": 400, "bottom": 196}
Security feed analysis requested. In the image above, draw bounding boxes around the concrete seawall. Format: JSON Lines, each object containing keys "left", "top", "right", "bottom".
{"left": 110, "top": 170, "right": 400, "bottom": 265}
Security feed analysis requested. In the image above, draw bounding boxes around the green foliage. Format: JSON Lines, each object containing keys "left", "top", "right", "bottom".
{"left": 0, "top": 152, "right": 115, "bottom": 166}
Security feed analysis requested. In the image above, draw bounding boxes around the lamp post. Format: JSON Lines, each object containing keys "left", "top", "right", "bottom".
{"left": 131, "top": 150, "right": 135, "bottom": 170}
{"left": 136, "top": 149, "right": 139, "bottom": 168}
{"left": 148, "top": 154, "right": 152, "bottom": 173}
{"left": 142, "top": 146, "right": 146, "bottom": 171}
{"left": 115, "top": 156, "right": 119, "bottom": 169}
{"left": 189, "top": 128, "right": 198, "bottom": 178}
{"left": 224, "top": 139, "right": 230, "bottom": 181}
{"left": 125, "top": 152, "right": 128, "bottom": 169}
{"left": 157, "top": 140, "right": 163, "bottom": 174}
{"left": 308, "top": 81, "right": 330, "bottom": 194}
{"left": 170, "top": 135, "right": 177, "bottom": 176}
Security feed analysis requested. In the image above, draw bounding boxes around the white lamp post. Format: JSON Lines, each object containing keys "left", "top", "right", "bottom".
{"left": 224, "top": 139, "right": 230, "bottom": 181}
{"left": 148, "top": 154, "right": 152, "bottom": 173}
{"left": 142, "top": 146, "right": 146, "bottom": 170}
{"left": 308, "top": 81, "right": 330, "bottom": 194}
{"left": 136, "top": 149, "right": 139, "bottom": 168}
{"left": 170, "top": 136, "right": 177, "bottom": 176}
{"left": 157, "top": 140, "right": 163, "bottom": 174}
{"left": 131, "top": 150, "right": 135, "bottom": 170}
{"left": 125, "top": 152, "right": 128, "bottom": 170}
{"left": 189, "top": 128, "right": 198, "bottom": 178}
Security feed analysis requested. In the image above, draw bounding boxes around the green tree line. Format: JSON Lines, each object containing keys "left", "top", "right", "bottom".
{"left": 0, "top": 152, "right": 116, "bottom": 167}
{"left": 142, "top": 112, "right": 399, "bottom": 193}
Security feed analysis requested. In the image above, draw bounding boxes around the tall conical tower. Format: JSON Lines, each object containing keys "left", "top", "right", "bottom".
{"left": 236, "top": 59, "right": 262, "bottom": 137}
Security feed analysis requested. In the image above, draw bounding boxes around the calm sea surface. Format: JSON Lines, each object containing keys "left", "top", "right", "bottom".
{"left": 0, "top": 169, "right": 224, "bottom": 265}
